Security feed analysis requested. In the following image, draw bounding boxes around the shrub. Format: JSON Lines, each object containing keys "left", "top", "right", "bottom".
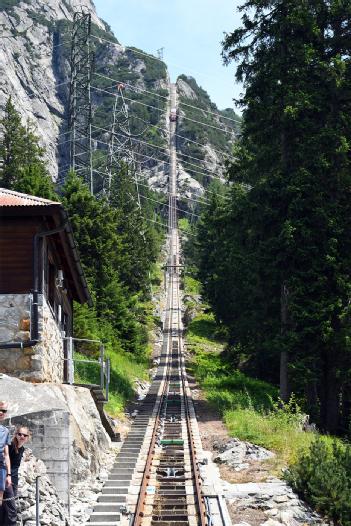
{"left": 285, "top": 438, "right": 351, "bottom": 525}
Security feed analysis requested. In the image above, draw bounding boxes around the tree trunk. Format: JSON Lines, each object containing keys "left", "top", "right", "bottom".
{"left": 279, "top": 350, "right": 289, "bottom": 402}
{"left": 341, "top": 383, "right": 351, "bottom": 434}
{"left": 325, "top": 366, "right": 340, "bottom": 433}
{"left": 320, "top": 355, "right": 340, "bottom": 433}
{"left": 280, "top": 282, "right": 289, "bottom": 402}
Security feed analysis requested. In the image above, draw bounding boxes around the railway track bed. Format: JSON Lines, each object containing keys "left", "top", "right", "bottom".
{"left": 87, "top": 83, "right": 231, "bottom": 526}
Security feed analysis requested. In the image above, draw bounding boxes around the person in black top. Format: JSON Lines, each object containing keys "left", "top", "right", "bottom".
{"left": 2, "top": 426, "right": 30, "bottom": 526}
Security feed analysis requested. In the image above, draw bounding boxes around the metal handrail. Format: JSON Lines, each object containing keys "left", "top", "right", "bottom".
{"left": 63, "top": 337, "right": 110, "bottom": 401}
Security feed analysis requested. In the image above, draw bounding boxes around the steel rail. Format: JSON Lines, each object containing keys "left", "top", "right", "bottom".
{"left": 174, "top": 230, "right": 207, "bottom": 526}
{"left": 132, "top": 253, "right": 174, "bottom": 526}
{"left": 133, "top": 83, "right": 208, "bottom": 526}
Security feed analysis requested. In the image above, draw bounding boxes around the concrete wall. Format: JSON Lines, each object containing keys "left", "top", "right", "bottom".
{"left": 0, "top": 293, "right": 64, "bottom": 382}
{"left": 7, "top": 410, "right": 71, "bottom": 507}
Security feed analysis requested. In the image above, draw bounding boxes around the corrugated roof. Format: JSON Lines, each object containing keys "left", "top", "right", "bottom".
{"left": 0, "top": 188, "right": 60, "bottom": 207}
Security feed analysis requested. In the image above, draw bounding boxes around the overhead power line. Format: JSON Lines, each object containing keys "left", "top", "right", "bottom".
{"left": 91, "top": 124, "right": 225, "bottom": 178}
{"left": 126, "top": 112, "right": 230, "bottom": 160}
{"left": 135, "top": 180, "right": 211, "bottom": 207}
{"left": 90, "top": 85, "right": 235, "bottom": 137}
{"left": 139, "top": 194, "right": 202, "bottom": 218}
{"left": 90, "top": 32, "right": 240, "bottom": 111}
{"left": 59, "top": 131, "right": 226, "bottom": 183}
{"left": 94, "top": 71, "right": 241, "bottom": 126}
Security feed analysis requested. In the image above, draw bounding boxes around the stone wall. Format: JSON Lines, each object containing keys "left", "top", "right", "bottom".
{"left": 0, "top": 293, "right": 64, "bottom": 382}
{"left": 0, "top": 375, "right": 111, "bottom": 510}
{"left": 9, "top": 410, "right": 71, "bottom": 507}
{"left": 16, "top": 449, "right": 69, "bottom": 526}
{"left": 36, "top": 296, "right": 64, "bottom": 383}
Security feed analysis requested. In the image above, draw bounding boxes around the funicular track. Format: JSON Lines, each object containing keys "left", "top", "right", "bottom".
{"left": 132, "top": 224, "right": 207, "bottom": 526}
{"left": 88, "top": 83, "right": 223, "bottom": 526}
{"left": 132, "top": 84, "right": 207, "bottom": 526}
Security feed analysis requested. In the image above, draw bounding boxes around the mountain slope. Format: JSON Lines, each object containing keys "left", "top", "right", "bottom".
{"left": 0, "top": 0, "right": 240, "bottom": 201}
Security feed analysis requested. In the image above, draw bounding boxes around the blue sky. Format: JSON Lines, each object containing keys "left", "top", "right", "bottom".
{"left": 93, "top": 0, "right": 243, "bottom": 112}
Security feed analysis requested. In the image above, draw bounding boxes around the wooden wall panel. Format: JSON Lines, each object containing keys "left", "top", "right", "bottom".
{"left": 0, "top": 218, "right": 38, "bottom": 293}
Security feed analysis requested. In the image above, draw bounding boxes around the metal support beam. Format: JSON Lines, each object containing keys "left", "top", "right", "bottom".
{"left": 68, "top": 11, "right": 94, "bottom": 193}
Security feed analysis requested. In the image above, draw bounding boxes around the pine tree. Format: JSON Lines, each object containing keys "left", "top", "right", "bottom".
{"left": 197, "top": 0, "right": 351, "bottom": 432}
{"left": 109, "top": 164, "right": 162, "bottom": 296}
{"left": 61, "top": 170, "right": 147, "bottom": 356}
{"left": 0, "top": 97, "right": 56, "bottom": 199}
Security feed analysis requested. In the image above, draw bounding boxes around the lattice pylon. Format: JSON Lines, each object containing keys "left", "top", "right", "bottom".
{"left": 68, "top": 11, "right": 94, "bottom": 193}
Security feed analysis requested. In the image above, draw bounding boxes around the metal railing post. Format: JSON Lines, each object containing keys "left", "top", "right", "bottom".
{"left": 67, "top": 336, "right": 74, "bottom": 385}
{"left": 105, "top": 357, "right": 111, "bottom": 401}
{"left": 35, "top": 476, "right": 40, "bottom": 526}
{"left": 99, "top": 344, "right": 105, "bottom": 390}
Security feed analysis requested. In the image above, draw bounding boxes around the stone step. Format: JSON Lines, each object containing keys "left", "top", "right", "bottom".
{"left": 108, "top": 474, "right": 134, "bottom": 481}
{"left": 93, "top": 503, "right": 125, "bottom": 513}
{"left": 98, "top": 495, "right": 126, "bottom": 503}
{"left": 101, "top": 487, "right": 128, "bottom": 495}
{"left": 104, "top": 477, "right": 132, "bottom": 491}
{"left": 110, "top": 468, "right": 134, "bottom": 474}
{"left": 89, "top": 512, "right": 121, "bottom": 522}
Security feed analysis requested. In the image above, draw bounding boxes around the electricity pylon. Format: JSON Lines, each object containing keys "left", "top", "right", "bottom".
{"left": 105, "top": 83, "right": 141, "bottom": 207}
{"left": 68, "top": 11, "right": 94, "bottom": 193}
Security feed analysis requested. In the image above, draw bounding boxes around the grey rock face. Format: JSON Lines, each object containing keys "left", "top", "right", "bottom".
{"left": 177, "top": 78, "right": 198, "bottom": 100}
{"left": 0, "top": 375, "right": 110, "bottom": 484}
{"left": 225, "top": 479, "right": 328, "bottom": 526}
{"left": 213, "top": 438, "right": 274, "bottom": 471}
{"left": 0, "top": 0, "right": 233, "bottom": 204}
{"left": 0, "top": 0, "right": 105, "bottom": 180}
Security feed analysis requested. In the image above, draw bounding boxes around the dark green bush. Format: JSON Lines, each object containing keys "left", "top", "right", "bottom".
{"left": 285, "top": 438, "right": 351, "bottom": 525}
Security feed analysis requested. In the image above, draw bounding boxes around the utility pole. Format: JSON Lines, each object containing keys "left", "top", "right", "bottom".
{"left": 68, "top": 11, "right": 94, "bottom": 194}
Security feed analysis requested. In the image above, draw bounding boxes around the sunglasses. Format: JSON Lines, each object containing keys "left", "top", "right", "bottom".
{"left": 0, "top": 409, "right": 7, "bottom": 414}
{"left": 16, "top": 432, "right": 28, "bottom": 438}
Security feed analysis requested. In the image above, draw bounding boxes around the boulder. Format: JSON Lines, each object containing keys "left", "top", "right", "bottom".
{"left": 213, "top": 438, "right": 274, "bottom": 470}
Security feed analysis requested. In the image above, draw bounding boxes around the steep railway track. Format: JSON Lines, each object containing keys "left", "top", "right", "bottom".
{"left": 88, "top": 84, "right": 230, "bottom": 526}
{"left": 132, "top": 83, "right": 206, "bottom": 526}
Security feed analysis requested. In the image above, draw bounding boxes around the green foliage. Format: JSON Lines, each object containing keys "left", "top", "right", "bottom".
{"left": 61, "top": 171, "right": 150, "bottom": 357}
{"left": 184, "top": 275, "right": 200, "bottom": 295}
{"left": 192, "top": 349, "right": 277, "bottom": 413}
{"left": 59, "top": 169, "right": 164, "bottom": 413}
{"left": 285, "top": 438, "right": 351, "bottom": 525}
{"left": 74, "top": 347, "right": 148, "bottom": 417}
{"left": 225, "top": 408, "right": 314, "bottom": 465}
{"left": 195, "top": 0, "right": 351, "bottom": 435}
{"left": 0, "top": 97, "right": 57, "bottom": 199}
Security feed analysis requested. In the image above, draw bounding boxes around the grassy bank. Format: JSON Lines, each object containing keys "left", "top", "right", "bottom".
{"left": 184, "top": 277, "right": 332, "bottom": 468}
{"left": 190, "top": 344, "right": 315, "bottom": 466}
{"left": 74, "top": 349, "right": 149, "bottom": 416}
{"left": 74, "top": 260, "right": 164, "bottom": 417}
{"left": 186, "top": 289, "right": 351, "bottom": 524}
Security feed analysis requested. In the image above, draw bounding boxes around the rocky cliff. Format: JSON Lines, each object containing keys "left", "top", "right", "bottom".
{"left": 0, "top": 374, "right": 111, "bottom": 506}
{"left": 0, "top": 0, "right": 240, "bottom": 201}
{"left": 0, "top": 0, "right": 105, "bottom": 178}
{"left": 0, "top": 0, "right": 168, "bottom": 184}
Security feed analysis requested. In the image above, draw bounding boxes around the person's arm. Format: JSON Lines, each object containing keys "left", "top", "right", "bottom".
{"left": 4, "top": 445, "right": 11, "bottom": 487}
